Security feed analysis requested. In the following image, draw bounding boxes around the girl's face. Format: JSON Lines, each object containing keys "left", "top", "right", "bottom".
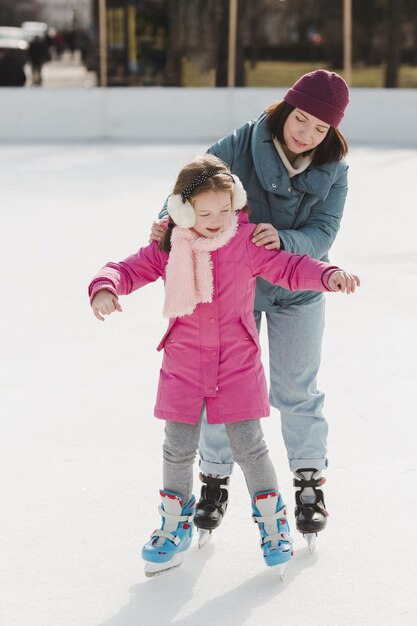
{"left": 192, "top": 189, "right": 233, "bottom": 238}
{"left": 283, "top": 108, "right": 330, "bottom": 155}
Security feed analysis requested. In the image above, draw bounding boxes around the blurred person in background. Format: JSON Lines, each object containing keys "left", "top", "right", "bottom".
{"left": 76, "top": 29, "right": 92, "bottom": 65}
{"left": 54, "top": 30, "right": 65, "bottom": 59}
{"left": 64, "top": 29, "right": 76, "bottom": 58}
{"left": 45, "top": 27, "right": 57, "bottom": 60}
{"left": 28, "top": 36, "right": 48, "bottom": 86}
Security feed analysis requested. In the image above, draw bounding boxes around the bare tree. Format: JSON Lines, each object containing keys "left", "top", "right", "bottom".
{"left": 164, "top": 0, "right": 228, "bottom": 86}
{"left": 385, "top": 0, "right": 403, "bottom": 87}
{"left": 353, "top": 0, "right": 384, "bottom": 65}
{"left": 404, "top": 0, "right": 417, "bottom": 65}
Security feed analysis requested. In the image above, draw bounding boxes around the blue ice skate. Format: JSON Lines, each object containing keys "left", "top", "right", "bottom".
{"left": 252, "top": 490, "right": 294, "bottom": 580}
{"left": 142, "top": 489, "right": 195, "bottom": 577}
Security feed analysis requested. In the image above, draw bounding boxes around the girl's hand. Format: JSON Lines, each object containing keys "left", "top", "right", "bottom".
{"left": 149, "top": 219, "right": 165, "bottom": 244}
{"left": 92, "top": 289, "right": 122, "bottom": 321}
{"left": 252, "top": 223, "right": 281, "bottom": 250}
{"left": 329, "top": 271, "right": 360, "bottom": 294}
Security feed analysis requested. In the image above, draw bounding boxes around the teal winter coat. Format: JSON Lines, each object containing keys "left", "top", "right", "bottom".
{"left": 206, "top": 112, "right": 348, "bottom": 311}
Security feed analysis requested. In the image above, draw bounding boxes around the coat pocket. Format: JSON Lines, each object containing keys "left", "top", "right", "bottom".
{"left": 240, "top": 315, "right": 260, "bottom": 347}
{"left": 156, "top": 318, "right": 178, "bottom": 351}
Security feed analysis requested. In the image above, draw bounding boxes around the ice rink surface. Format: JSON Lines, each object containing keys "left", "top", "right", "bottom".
{"left": 1, "top": 142, "right": 416, "bottom": 626}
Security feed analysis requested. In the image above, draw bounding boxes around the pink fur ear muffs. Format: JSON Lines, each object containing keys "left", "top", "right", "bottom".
{"left": 167, "top": 174, "right": 247, "bottom": 228}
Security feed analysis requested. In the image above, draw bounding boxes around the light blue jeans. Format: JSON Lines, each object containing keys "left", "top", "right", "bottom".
{"left": 198, "top": 295, "right": 328, "bottom": 474}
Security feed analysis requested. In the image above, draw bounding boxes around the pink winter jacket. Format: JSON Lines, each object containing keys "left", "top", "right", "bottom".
{"left": 89, "top": 213, "right": 338, "bottom": 424}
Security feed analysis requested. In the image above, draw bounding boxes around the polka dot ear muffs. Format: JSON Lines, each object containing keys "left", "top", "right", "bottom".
{"left": 167, "top": 172, "right": 248, "bottom": 229}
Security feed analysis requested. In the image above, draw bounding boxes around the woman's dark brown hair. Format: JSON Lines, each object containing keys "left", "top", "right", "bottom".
{"left": 265, "top": 101, "right": 348, "bottom": 167}
{"left": 160, "top": 154, "right": 249, "bottom": 253}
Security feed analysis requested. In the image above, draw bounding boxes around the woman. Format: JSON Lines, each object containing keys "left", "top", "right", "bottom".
{"left": 151, "top": 69, "right": 350, "bottom": 551}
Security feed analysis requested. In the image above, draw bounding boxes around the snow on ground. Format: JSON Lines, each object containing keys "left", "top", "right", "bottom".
{"left": 0, "top": 143, "right": 416, "bottom": 626}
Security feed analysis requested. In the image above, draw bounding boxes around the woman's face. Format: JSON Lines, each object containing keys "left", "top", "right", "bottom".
{"left": 192, "top": 189, "right": 233, "bottom": 239}
{"left": 283, "top": 108, "right": 330, "bottom": 155}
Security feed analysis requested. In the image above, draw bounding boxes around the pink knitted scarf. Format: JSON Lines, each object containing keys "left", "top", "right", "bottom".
{"left": 163, "top": 214, "right": 238, "bottom": 318}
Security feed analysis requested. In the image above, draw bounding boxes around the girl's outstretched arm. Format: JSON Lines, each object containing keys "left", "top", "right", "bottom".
{"left": 88, "top": 241, "right": 168, "bottom": 308}
{"left": 91, "top": 289, "right": 122, "bottom": 321}
{"left": 246, "top": 229, "right": 360, "bottom": 294}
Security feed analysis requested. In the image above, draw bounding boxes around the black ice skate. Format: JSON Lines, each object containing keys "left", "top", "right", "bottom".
{"left": 194, "top": 473, "right": 229, "bottom": 548}
{"left": 294, "top": 468, "right": 329, "bottom": 554}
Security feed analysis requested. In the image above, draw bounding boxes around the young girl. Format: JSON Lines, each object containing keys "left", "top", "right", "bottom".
{"left": 89, "top": 154, "right": 359, "bottom": 578}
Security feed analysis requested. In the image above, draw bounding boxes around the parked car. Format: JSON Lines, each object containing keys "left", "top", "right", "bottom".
{"left": 0, "top": 27, "right": 28, "bottom": 61}
{"left": 0, "top": 27, "right": 28, "bottom": 51}
{"left": 0, "top": 27, "right": 28, "bottom": 86}
{"left": 21, "top": 21, "right": 48, "bottom": 43}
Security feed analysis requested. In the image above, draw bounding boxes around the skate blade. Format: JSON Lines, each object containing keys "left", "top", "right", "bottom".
{"left": 197, "top": 528, "right": 212, "bottom": 549}
{"left": 277, "top": 563, "right": 289, "bottom": 581}
{"left": 304, "top": 533, "right": 317, "bottom": 554}
{"left": 144, "top": 553, "right": 183, "bottom": 577}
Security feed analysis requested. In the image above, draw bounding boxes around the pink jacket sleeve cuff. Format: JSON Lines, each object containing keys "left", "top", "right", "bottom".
{"left": 321, "top": 267, "right": 340, "bottom": 291}
{"left": 89, "top": 280, "right": 118, "bottom": 305}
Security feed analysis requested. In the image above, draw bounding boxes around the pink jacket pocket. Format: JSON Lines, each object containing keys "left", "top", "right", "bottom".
{"left": 240, "top": 315, "right": 259, "bottom": 346}
{"left": 156, "top": 318, "right": 178, "bottom": 351}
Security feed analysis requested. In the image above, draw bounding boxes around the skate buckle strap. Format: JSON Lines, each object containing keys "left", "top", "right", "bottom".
{"left": 158, "top": 506, "right": 193, "bottom": 524}
{"left": 261, "top": 532, "right": 293, "bottom": 546}
{"left": 252, "top": 505, "right": 287, "bottom": 525}
{"left": 295, "top": 501, "right": 328, "bottom": 517}
{"left": 199, "top": 473, "right": 229, "bottom": 487}
{"left": 150, "top": 529, "right": 181, "bottom": 546}
{"left": 293, "top": 476, "right": 326, "bottom": 488}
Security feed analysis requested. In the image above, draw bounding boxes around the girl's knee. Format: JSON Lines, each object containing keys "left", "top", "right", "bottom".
{"left": 226, "top": 423, "right": 269, "bottom": 464}
{"left": 163, "top": 421, "right": 200, "bottom": 463}
{"left": 163, "top": 441, "right": 197, "bottom": 465}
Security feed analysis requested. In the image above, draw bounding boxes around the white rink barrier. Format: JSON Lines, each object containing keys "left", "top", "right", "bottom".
{"left": 0, "top": 87, "right": 415, "bottom": 145}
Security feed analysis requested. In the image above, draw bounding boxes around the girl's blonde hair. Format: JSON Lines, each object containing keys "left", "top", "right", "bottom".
{"left": 160, "top": 155, "right": 247, "bottom": 253}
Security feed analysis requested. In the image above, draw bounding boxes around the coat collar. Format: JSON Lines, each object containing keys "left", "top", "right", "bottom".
{"left": 251, "top": 113, "right": 340, "bottom": 202}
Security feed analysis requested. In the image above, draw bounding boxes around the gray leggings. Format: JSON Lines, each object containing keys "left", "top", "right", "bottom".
{"left": 163, "top": 405, "right": 278, "bottom": 504}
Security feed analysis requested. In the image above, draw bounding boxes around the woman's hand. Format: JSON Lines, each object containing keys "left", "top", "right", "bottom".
{"left": 149, "top": 219, "right": 165, "bottom": 244}
{"left": 252, "top": 223, "right": 281, "bottom": 250}
{"left": 329, "top": 271, "right": 360, "bottom": 294}
{"left": 92, "top": 289, "right": 122, "bottom": 321}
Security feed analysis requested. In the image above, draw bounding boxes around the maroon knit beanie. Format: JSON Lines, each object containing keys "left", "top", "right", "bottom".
{"left": 283, "top": 69, "right": 349, "bottom": 128}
